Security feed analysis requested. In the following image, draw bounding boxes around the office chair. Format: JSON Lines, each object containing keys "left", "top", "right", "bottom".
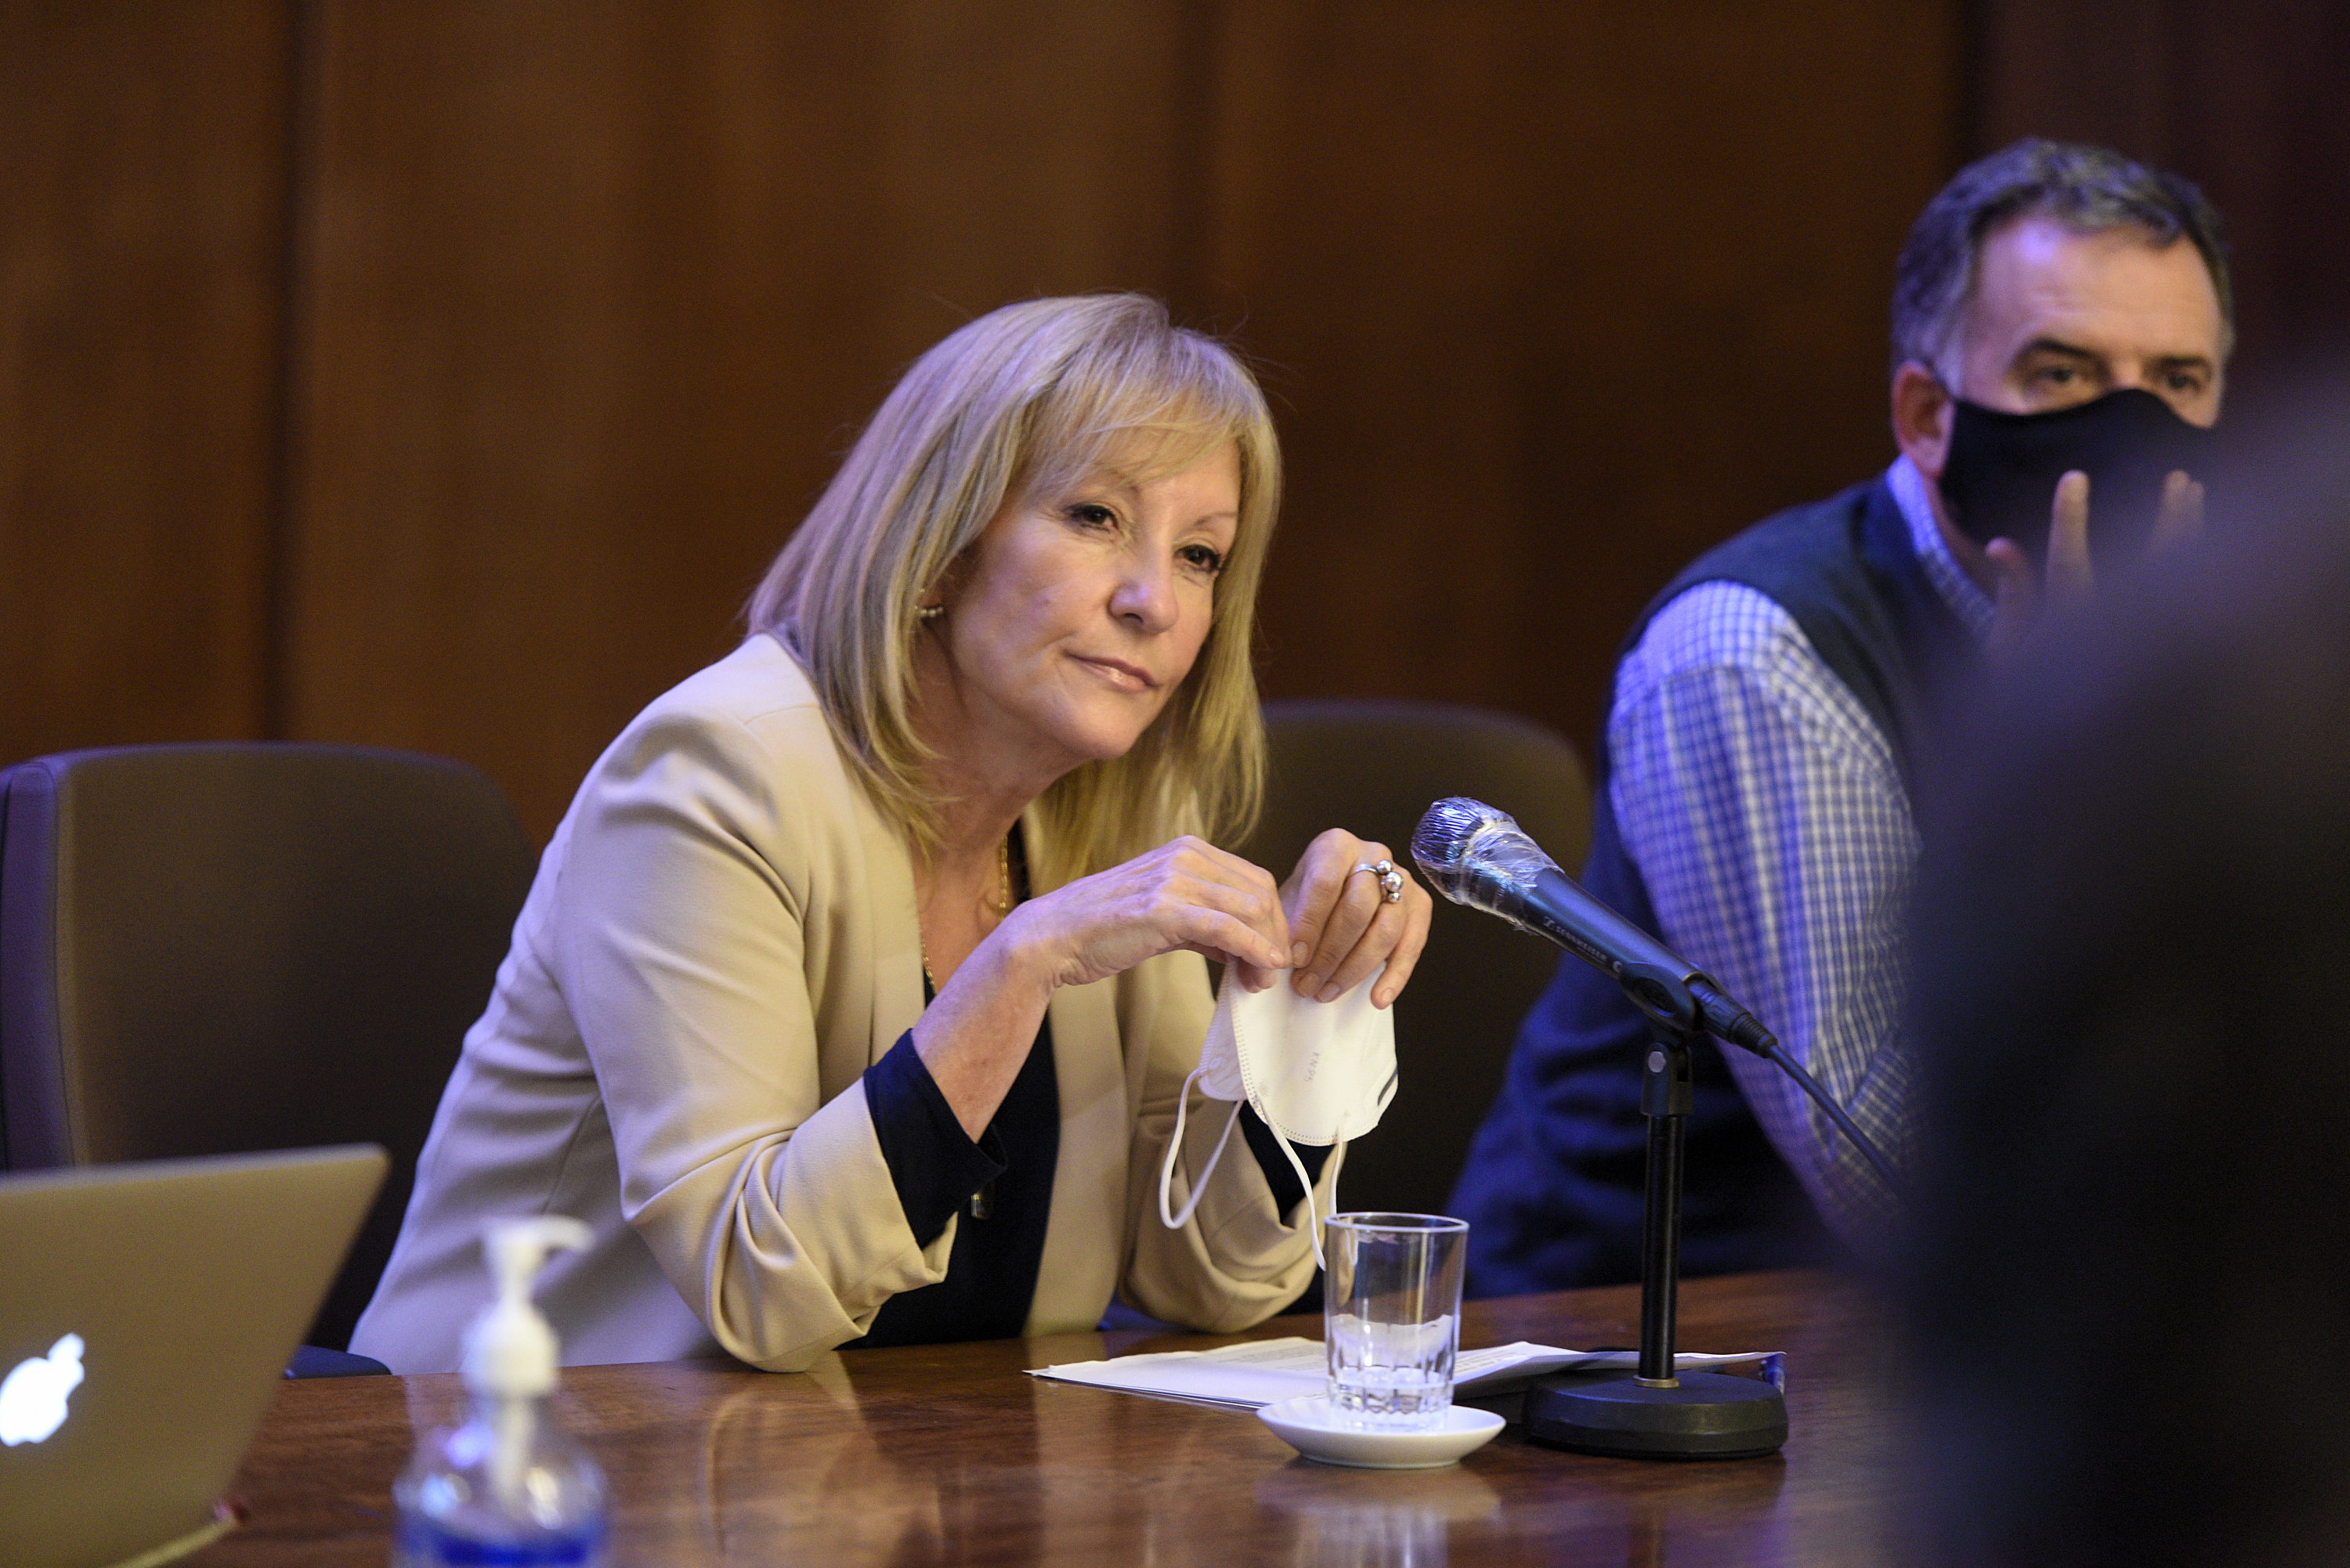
{"left": 1235, "top": 700, "right": 1589, "bottom": 1219}
{"left": 0, "top": 743, "right": 536, "bottom": 1353}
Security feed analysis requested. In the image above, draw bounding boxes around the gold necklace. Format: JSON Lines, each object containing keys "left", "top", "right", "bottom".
{"left": 985, "top": 832, "right": 1013, "bottom": 914}
{"left": 921, "top": 835, "right": 1012, "bottom": 994}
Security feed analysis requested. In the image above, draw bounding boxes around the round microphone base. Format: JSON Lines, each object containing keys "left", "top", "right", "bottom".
{"left": 1522, "top": 1371, "right": 1787, "bottom": 1460}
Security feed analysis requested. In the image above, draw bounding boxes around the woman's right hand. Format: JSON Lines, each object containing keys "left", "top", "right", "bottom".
{"left": 918, "top": 836, "right": 1290, "bottom": 1139}
{"left": 998, "top": 835, "right": 1294, "bottom": 995}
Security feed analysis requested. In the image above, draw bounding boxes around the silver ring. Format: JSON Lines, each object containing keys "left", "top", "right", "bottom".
{"left": 1354, "top": 858, "right": 1405, "bottom": 905}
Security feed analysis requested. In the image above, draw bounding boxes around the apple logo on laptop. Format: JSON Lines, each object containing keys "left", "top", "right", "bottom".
{"left": 0, "top": 1334, "right": 85, "bottom": 1446}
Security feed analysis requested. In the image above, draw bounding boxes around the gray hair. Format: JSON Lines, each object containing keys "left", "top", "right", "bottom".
{"left": 1891, "top": 138, "right": 2232, "bottom": 375}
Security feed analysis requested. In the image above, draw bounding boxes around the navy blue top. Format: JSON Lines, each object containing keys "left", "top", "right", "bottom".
{"left": 851, "top": 1019, "right": 1060, "bottom": 1346}
{"left": 848, "top": 835, "right": 1327, "bottom": 1345}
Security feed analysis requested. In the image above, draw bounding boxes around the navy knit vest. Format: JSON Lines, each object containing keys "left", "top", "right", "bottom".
{"left": 1450, "top": 476, "right": 1968, "bottom": 1294}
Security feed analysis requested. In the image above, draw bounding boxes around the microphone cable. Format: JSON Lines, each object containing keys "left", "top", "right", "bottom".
{"left": 1756, "top": 1041, "right": 1902, "bottom": 1196}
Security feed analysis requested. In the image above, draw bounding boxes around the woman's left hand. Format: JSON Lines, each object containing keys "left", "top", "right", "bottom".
{"left": 1280, "top": 829, "right": 1434, "bottom": 1010}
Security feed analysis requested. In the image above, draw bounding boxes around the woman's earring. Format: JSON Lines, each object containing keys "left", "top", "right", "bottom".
{"left": 916, "top": 602, "right": 945, "bottom": 623}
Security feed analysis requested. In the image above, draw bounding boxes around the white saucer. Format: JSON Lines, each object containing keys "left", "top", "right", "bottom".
{"left": 1256, "top": 1396, "right": 1505, "bottom": 1469}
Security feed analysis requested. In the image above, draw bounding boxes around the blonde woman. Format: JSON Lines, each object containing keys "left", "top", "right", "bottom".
{"left": 353, "top": 295, "right": 1434, "bottom": 1374}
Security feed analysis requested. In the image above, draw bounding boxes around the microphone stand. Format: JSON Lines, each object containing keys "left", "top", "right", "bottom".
{"left": 1521, "top": 965, "right": 1788, "bottom": 1460}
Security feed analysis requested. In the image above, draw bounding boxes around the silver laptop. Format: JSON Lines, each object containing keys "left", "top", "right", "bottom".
{"left": 0, "top": 1145, "right": 385, "bottom": 1568}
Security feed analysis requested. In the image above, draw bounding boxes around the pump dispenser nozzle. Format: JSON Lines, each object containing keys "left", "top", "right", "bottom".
{"left": 461, "top": 1216, "right": 590, "bottom": 1401}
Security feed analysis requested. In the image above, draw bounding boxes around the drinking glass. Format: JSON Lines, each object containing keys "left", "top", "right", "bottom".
{"left": 1323, "top": 1212, "right": 1469, "bottom": 1429}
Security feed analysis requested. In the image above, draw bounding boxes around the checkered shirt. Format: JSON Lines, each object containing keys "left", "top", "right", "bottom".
{"left": 1608, "top": 457, "right": 1990, "bottom": 1245}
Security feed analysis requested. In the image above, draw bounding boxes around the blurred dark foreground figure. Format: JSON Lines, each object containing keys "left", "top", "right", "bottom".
{"left": 1901, "top": 410, "right": 2350, "bottom": 1567}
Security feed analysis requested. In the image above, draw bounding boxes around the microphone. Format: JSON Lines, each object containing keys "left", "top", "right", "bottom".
{"left": 1409, "top": 797, "right": 1777, "bottom": 1056}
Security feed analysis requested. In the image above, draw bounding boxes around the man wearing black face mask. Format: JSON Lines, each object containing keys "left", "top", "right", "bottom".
{"left": 1452, "top": 139, "right": 2231, "bottom": 1292}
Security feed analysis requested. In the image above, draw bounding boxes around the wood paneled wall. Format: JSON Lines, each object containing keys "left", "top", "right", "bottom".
{"left": 1973, "top": 0, "right": 2350, "bottom": 408}
{"left": 269, "top": 0, "right": 1968, "bottom": 834}
{"left": 0, "top": 4, "right": 290, "bottom": 757}
{"left": 1191, "top": 2, "right": 1958, "bottom": 764}
{"left": 280, "top": 2, "right": 1233, "bottom": 833}
{"left": 49, "top": 2, "right": 2350, "bottom": 844}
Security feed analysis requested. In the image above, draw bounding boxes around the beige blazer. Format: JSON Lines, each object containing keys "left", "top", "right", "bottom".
{"left": 352, "top": 634, "right": 1332, "bottom": 1374}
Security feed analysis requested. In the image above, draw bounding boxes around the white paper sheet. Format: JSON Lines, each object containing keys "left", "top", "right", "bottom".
{"left": 1027, "top": 1337, "right": 1779, "bottom": 1411}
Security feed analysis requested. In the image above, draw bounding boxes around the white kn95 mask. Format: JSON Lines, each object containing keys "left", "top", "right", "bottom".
{"left": 1157, "top": 965, "right": 1399, "bottom": 1268}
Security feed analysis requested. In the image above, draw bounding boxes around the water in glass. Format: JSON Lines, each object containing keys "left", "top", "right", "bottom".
{"left": 1322, "top": 1213, "right": 1469, "bottom": 1431}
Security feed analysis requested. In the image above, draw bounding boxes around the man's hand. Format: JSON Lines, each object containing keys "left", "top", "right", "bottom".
{"left": 1982, "top": 468, "right": 2204, "bottom": 659}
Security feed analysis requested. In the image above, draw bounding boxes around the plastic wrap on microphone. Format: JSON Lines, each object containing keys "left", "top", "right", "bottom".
{"left": 1409, "top": 797, "right": 1555, "bottom": 930}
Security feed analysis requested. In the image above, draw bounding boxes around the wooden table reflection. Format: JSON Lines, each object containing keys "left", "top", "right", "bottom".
{"left": 189, "top": 1270, "right": 1892, "bottom": 1566}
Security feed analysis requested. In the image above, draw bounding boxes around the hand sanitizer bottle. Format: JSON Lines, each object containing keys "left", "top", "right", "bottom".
{"left": 392, "top": 1216, "right": 608, "bottom": 1566}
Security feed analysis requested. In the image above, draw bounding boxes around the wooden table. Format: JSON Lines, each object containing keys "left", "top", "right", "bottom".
{"left": 190, "top": 1270, "right": 1893, "bottom": 1566}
